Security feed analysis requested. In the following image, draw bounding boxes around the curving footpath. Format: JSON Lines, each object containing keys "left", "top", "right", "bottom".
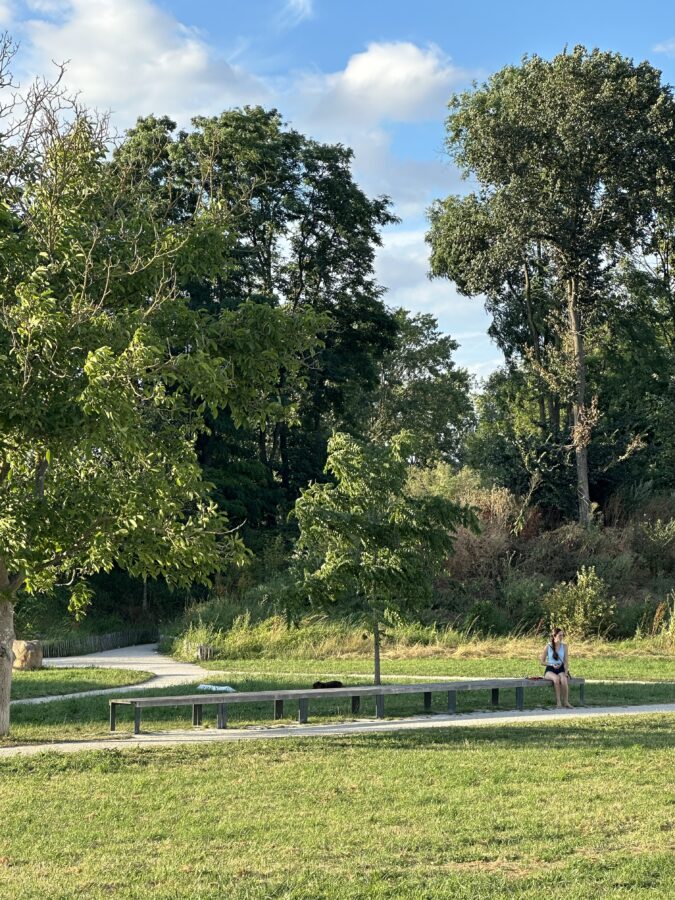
{"left": 12, "top": 643, "right": 209, "bottom": 706}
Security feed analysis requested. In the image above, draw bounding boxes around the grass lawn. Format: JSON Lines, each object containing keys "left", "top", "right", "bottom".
{"left": 11, "top": 668, "right": 151, "bottom": 701}
{"left": 0, "top": 715, "right": 673, "bottom": 898}
{"left": 1, "top": 671, "right": 673, "bottom": 745}
{"left": 198, "top": 653, "right": 675, "bottom": 682}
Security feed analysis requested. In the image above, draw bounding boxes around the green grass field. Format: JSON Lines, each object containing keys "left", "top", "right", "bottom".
{"left": 198, "top": 653, "right": 675, "bottom": 681}
{"left": 10, "top": 668, "right": 151, "bottom": 701}
{"left": 2, "top": 668, "right": 673, "bottom": 745}
{"left": 1, "top": 715, "right": 673, "bottom": 898}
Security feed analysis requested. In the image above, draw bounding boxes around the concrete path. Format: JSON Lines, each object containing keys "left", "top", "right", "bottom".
{"left": 2, "top": 701, "right": 674, "bottom": 758}
{"left": 14, "top": 643, "right": 211, "bottom": 706}
{"left": 42, "top": 643, "right": 203, "bottom": 676}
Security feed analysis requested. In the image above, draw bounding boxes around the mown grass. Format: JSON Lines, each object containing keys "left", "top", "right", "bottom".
{"left": 198, "top": 653, "right": 675, "bottom": 681}
{"left": 0, "top": 715, "right": 674, "bottom": 898}
{"left": 2, "top": 671, "right": 673, "bottom": 745}
{"left": 11, "top": 668, "right": 151, "bottom": 701}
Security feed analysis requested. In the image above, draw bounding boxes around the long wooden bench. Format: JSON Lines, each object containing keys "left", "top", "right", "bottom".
{"left": 109, "top": 677, "right": 585, "bottom": 735}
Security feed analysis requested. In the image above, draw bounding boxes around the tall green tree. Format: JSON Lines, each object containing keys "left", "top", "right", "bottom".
{"left": 118, "top": 109, "right": 398, "bottom": 512}
{"left": 428, "top": 46, "right": 675, "bottom": 524}
{"left": 0, "top": 44, "right": 320, "bottom": 734}
{"left": 368, "top": 309, "right": 474, "bottom": 466}
{"left": 293, "top": 432, "right": 476, "bottom": 683}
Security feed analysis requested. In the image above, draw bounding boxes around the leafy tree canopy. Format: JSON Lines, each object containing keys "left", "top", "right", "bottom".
{"left": 292, "top": 432, "right": 477, "bottom": 682}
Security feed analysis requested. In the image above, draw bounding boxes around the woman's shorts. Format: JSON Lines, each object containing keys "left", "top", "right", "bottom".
{"left": 544, "top": 666, "right": 566, "bottom": 678}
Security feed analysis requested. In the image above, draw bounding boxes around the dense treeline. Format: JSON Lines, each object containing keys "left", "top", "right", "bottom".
{"left": 4, "top": 41, "right": 674, "bottom": 676}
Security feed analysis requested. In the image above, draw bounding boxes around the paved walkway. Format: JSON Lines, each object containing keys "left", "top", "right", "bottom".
{"left": 2, "top": 701, "right": 674, "bottom": 758}
{"left": 14, "top": 644, "right": 210, "bottom": 706}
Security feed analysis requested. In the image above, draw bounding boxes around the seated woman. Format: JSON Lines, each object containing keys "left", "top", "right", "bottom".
{"left": 539, "top": 627, "right": 573, "bottom": 709}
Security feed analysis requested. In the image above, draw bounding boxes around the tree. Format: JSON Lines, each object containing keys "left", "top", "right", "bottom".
{"left": 119, "top": 108, "right": 399, "bottom": 521}
{"left": 428, "top": 46, "right": 675, "bottom": 524}
{"left": 0, "top": 43, "right": 320, "bottom": 734}
{"left": 368, "top": 309, "right": 474, "bottom": 466}
{"left": 292, "top": 432, "right": 476, "bottom": 683}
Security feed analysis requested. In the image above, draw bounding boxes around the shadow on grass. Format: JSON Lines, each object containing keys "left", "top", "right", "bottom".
{"left": 1, "top": 713, "right": 673, "bottom": 777}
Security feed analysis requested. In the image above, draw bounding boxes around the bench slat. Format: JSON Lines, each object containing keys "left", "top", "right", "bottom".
{"left": 109, "top": 676, "right": 585, "bottom": 734}
{"left": 110, "top": 677, "right": 584, "bottom": 708}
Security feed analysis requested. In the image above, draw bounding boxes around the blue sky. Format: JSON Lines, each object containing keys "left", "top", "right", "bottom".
{"left": 3, "top": 0, "right": 675, "bottom": 380}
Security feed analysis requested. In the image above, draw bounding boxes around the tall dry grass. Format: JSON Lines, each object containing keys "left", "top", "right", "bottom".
{"left": 168, "top": 611, "right": 675, "bottom": 663}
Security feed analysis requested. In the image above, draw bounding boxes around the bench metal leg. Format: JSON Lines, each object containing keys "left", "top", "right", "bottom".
{"left": 516, "top": 686, "right": 524, "bottom": 710}
{"left": 134, "top": 705, "right": 141, "bottom": 736}
{"left": 424, "top": 691, "right": 432, "bottom": 712}
{"left": 375, "top": 695, "right": 385, "bottom": 718}
{"left": 217, "top": 703, "right": 227, "bottom": 729}
{"left": 447, "top": 691, "right": 457, "bottom": 714}
{"left": 274, "top": 699, "right": 284, "bottom": 720}
{"left": 579, "top": 682, "right": 585, "bottom": 705}
{"left": 192, "top": 704, "right": 203, "bottom": 727}
{"left": 351, "top": 696, "right": 361, "bottom": 715}
{"left": 298, "top": 698, "right": 309, "bottom": 724}
{"left": 110, "top": 702, "right": 116, "bottom": 732}
{"left": 491, "top": 688, "right": 500, "bottom": 708}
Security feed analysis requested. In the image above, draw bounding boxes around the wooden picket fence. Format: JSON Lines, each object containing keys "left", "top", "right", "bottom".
{"left": 41, "top": 627, "right": 159, "bottom": 658}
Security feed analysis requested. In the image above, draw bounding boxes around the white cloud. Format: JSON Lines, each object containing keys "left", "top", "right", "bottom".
{"left": 26, "top": 0, "right": 69, "bottom": 12}
{"left": 22, "top": 0, "right": 269, "bottom": 126}
{"left": 0, "top": 0, "right": 14, "bottom": 26}
{"left": 278, "top": 0, "right": 313, "bottom": 28}
{"left": 297, "top": 41, "right": 468, "bottom": 125}
{"left": 375, "top": 228, "right": 493, "bottom": 348}
{"left": 374, "top": 227, "right": 501, "bottom": 380}
{"left": 5, "top": 1, "right": 497, "bottom": 373}
{"left": 465, "top": 357, "right": 503, "bottom": 382}
{"left": 283, "top": 42, "right": 472, "bottom": 216}
{"left": 654, "top": 38, "right": 675, "bottom": 54}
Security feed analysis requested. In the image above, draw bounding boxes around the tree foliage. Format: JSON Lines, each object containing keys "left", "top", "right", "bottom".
{"left": 0, "top": 41, "right": 321, "bottom": 733}
{"left": 368, "top": 308, "right": 474, "bottom": 466}
{"left": 293, "top": 432, "right": 477, "bottom": 682}
{"left": 428, "top": 46, "right": 675, "bottom": 524}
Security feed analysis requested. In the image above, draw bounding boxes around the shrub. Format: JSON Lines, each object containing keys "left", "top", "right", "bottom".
{"left": 612, "top": 595, "right": 661, "bottom": 639}
{"left": 542, "top": 566, "right": 616, "bottom": 637}
{"left": 634, "top": 518, "right": 675, "bottom": 576}
{"left": 500, "top": 575, "right": 549, "bottom": 629}
{"left": 462, "top": 600, "right": 512, "bottom": 635}
{"left": 592, "top": 551, "right": 638, "bottom": 591}
{"left": 641, "top": 590, "right": 675, "bottom": 650}
{"left": 446, "top": 524, "right": 512, "bottom": 584}
{"left": 407, "top": 464, "right": 520, "bottom": 529}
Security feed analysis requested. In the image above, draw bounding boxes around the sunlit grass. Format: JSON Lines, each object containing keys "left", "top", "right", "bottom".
{"left": 11, "top": 667, "right": 151, "bottom": 701}
{"left": 1, "top": 671, "right": 672, "bottom": 745}
{"left": 167, "top": 614, "right": 675, "bottom": 666}
{"left": 0, "top": 715, "right": 673, "bottom": 897}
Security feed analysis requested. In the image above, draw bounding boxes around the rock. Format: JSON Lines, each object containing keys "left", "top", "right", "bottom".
{"left": 12, "top": 640, "right": 43, "bottom": 670}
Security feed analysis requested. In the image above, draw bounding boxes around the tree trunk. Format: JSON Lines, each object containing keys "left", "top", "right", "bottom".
{"left": 0, "top": 599, "right": 14, "bottom": 737}
{"left": 522, "top": 262, "right": 548, "bottom": 432}
{"left": 373, "top": 618, "right": 381, "bottom": 686}
{"left": 141, "top": 577, "right": 148, "bottom": 614}
{"left": 567, "top": 281, "right": 591, "bottom": 526}
{"left": 279, "top": 422, "right": 290, "bottom": 492}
